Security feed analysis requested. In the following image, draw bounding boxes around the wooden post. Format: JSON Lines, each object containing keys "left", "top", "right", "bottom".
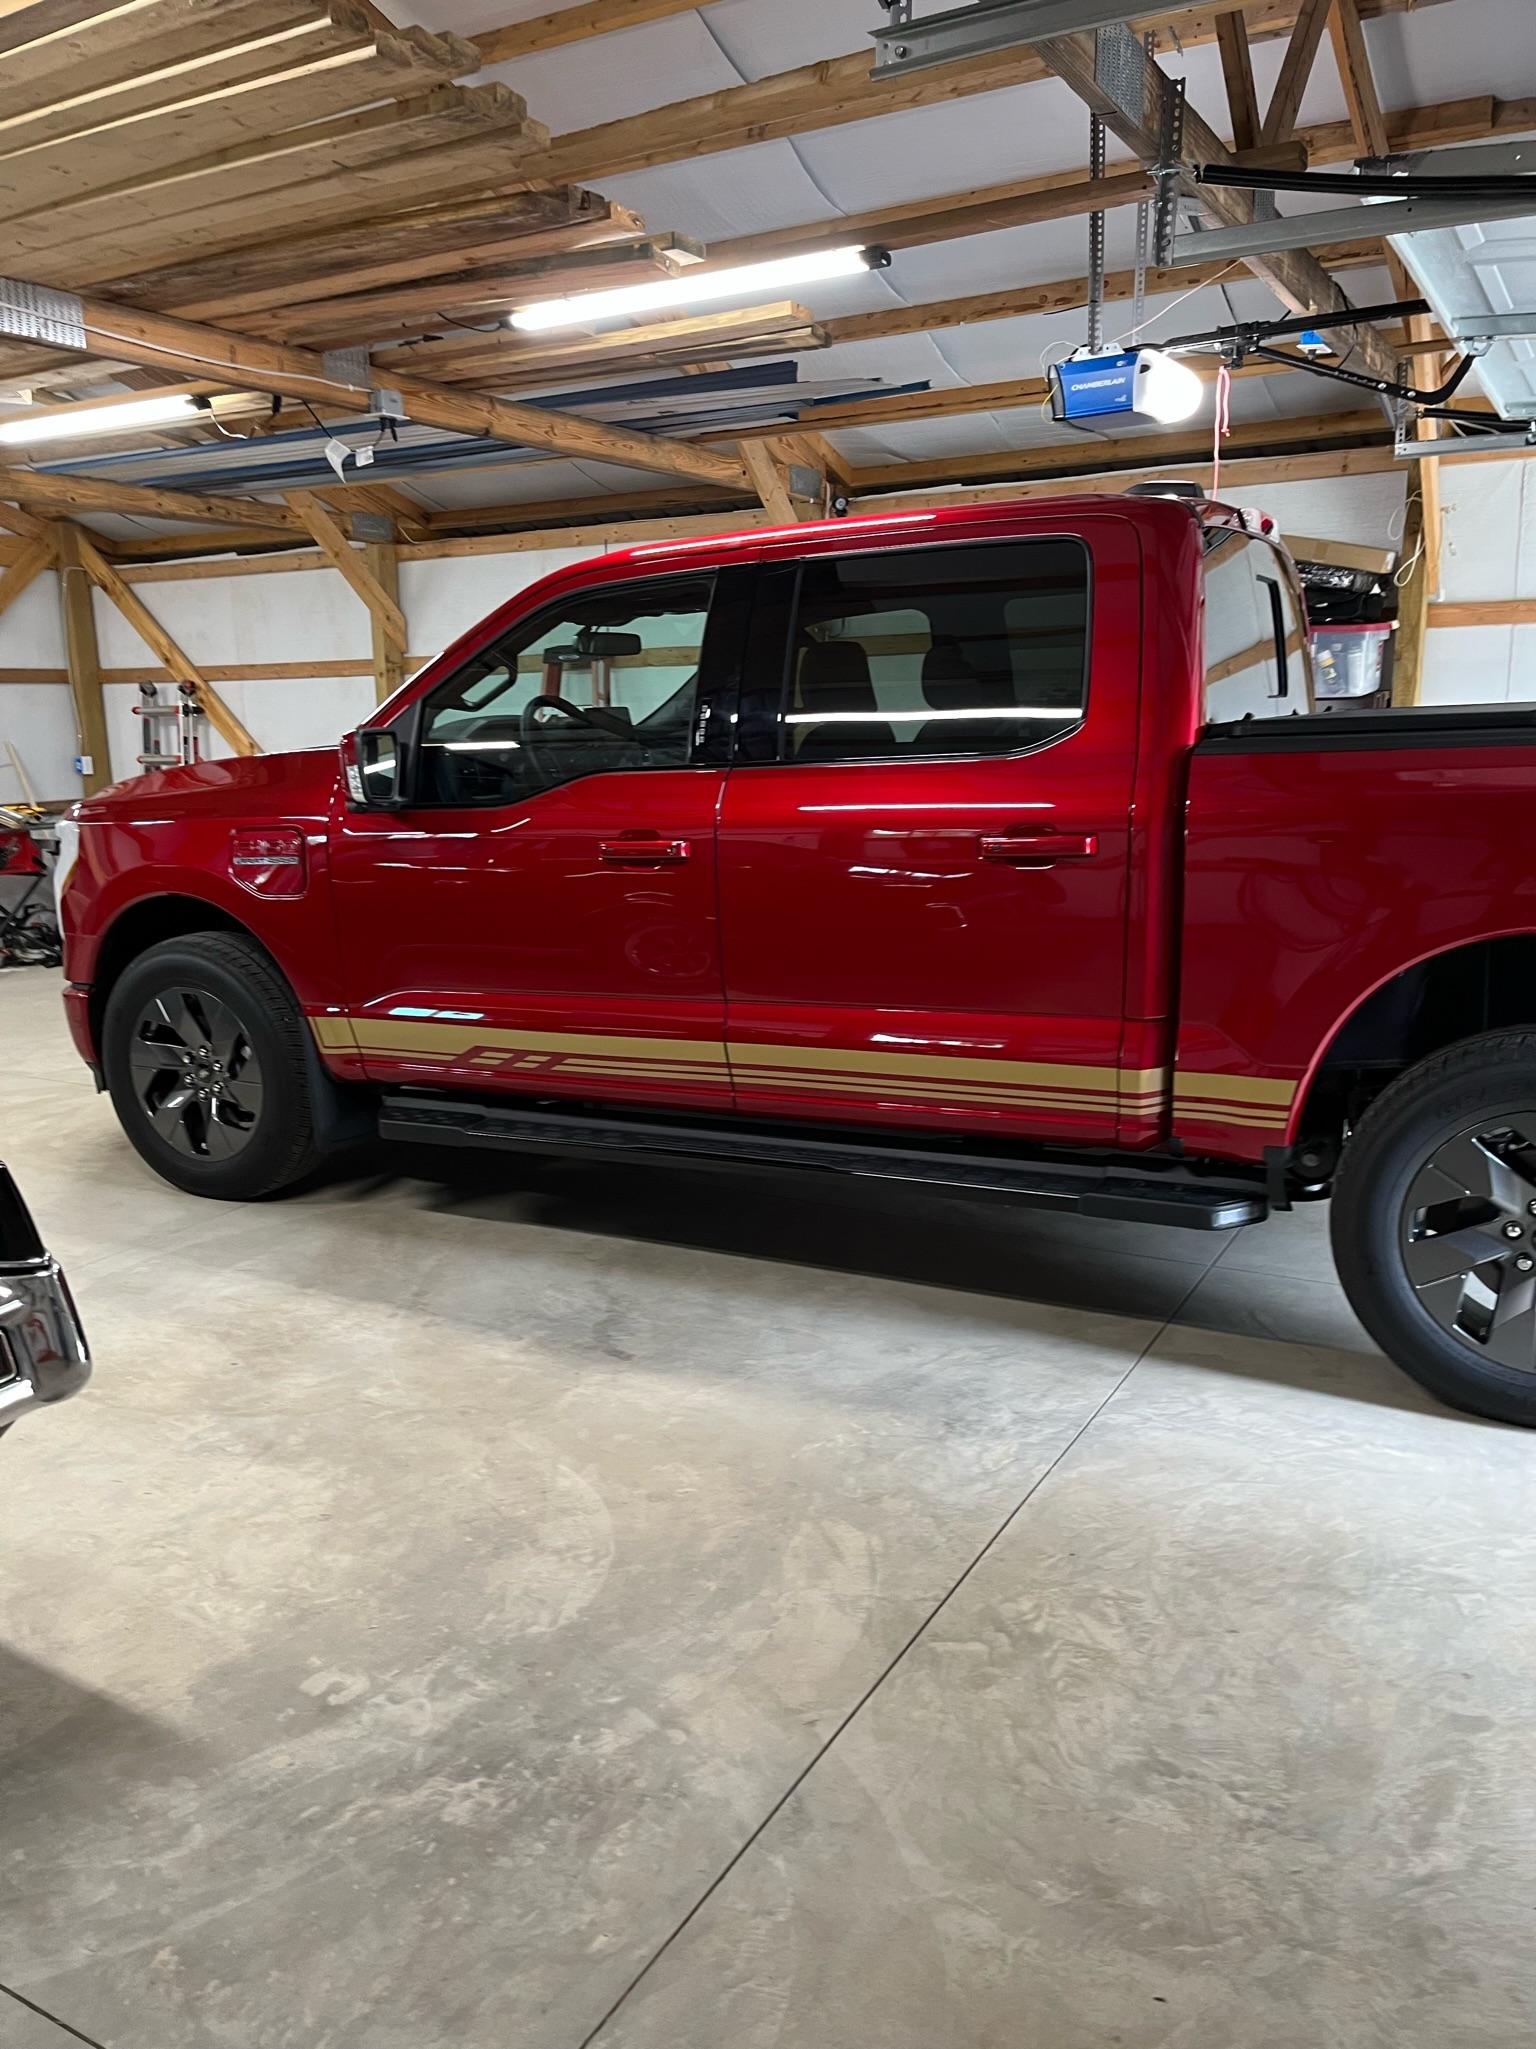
{"left": 364, "top": 537, "right": 405, "bottom": 704}
{"left": 55, "top": 525, "right": 112, "bottom": 794}
{"left": 1391, "top": 484, "right": 1430, "bottom": 707}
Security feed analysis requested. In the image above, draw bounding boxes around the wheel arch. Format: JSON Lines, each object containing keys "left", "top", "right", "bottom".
{"left": 92, "top": 896, "right": 373, "bottom": 1152}
{"left": 1292, "top": 930, "right": 1536, "bottom": 1163}
{"left": 88, "top": 893, "right": 264, "bottom": 1055}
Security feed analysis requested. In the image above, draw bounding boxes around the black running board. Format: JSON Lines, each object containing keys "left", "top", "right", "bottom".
{"left": 379, "top": 1093, "right": 1266, "bottom": 1231}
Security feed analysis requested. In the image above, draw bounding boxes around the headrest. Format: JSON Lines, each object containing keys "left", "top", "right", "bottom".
{"left": 921, "top": 634, "right": 1013, "bottom": 712}
{"left": 797, "top": 636, "right": 877, "bottom": 717}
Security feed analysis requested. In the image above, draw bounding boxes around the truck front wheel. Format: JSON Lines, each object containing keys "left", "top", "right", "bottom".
{"left": 102, "top": 932, "right": 326, "bottom": 1200}
{"left": 1332, "top": 1029, "right": 1536, "bottom": 1426}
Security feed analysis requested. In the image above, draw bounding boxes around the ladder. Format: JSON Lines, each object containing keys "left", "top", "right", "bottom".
{"left": 133, "top": 681, "right": 206, "bottom": 771}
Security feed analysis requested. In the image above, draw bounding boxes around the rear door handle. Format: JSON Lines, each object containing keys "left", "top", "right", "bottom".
{"left": 979, "top": 832, "right": 1099, "bottom": 864}
{"left": 599, "top": 836, "right": 690, "bottom": 866}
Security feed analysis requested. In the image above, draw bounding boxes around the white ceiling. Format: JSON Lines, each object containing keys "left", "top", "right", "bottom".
{"left": 383, "top": 0, "right": 1534, "bottom": 515}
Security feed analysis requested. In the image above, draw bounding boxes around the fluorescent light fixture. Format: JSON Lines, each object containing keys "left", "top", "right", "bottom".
{"left": 509, "top": 245, "right": 888, "bottom": 333}
{"left": 1133, "top": 348, "right": 1204, "bottom": 425}
{"left": 0, "top": 391, "right": 205, "bottom": 445}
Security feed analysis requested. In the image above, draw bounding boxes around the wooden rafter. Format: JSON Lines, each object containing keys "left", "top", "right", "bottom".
{"left": 1034, "top": 30, "right": 1398, "bottom": 381}
{"left": 520, "top": 0, "right": 1452, "bottom": 186}
{"left": 71, "top": 527, "right": 260, "bottom": 756}
{"left": 0, "top": 12, "right": 380, "bottom": 155}
{"left": 1328, "top": 0, "right": 1388, "bottom": 158}
{"left": 0, "top": 465, "right": 305, "bottom": 532}
{"left": 1260, "top": 0, "right": 1332, "bottom": 144}
{"left": 0, "top": 529, "right": 54, "bottom": 618}
{"left": 473, "top": 0, "right": 711, "bottom": 64}
{"left": 289, "top": 491, "right": 407, "bottom": 650}
{"left": 0, "top": 292, "right": 751, "bottom": 492}
{"left": 1216, "top": 11, "right": 1262, "bottom": 151}
{"left": 738, "top": 440, "right": 802, "bottom": 526}
{"left": 845, "top": 409, "right": 1387, "bottom": 494}
{"left": 0, "top": 30, "right": 483, "bottom": 216}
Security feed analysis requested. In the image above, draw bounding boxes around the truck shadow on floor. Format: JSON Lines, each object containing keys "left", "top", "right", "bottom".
{"left": 305, "top": 1143, "right": 1446, "bottom": 1421}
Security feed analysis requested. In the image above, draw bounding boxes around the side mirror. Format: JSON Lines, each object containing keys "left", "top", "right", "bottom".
{"left": 341, "top": 728, "right": 404, "bottom": 809}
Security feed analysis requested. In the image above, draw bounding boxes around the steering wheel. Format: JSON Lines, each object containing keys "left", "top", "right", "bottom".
{"left": 518, "top": 694, "right": 635, "bottom": 784}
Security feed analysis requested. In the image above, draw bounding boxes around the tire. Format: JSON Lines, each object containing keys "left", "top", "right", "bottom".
{"left": 102, "top": 932, "right": 327, "bottom": 1200}
{"left": 1332, "top": 1028, "right": 1536, "bottom": 1426}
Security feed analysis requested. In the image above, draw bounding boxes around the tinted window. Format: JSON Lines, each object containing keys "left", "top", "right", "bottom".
{"left": 416, "top": 575, "right": 713, "bottom": 805}
{"left": 776, "top": 539, "right": 1089, "bottom": 763}
{"left": 1202, "top": 532, "right": 1311, "bottom": 721}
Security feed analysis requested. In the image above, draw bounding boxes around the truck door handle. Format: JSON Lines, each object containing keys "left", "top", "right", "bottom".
{"left": 979, "top": 833, "right": 1098, "bottom": 864}
{"left": 599, "top": 836, "right": 690, "bottom": 866}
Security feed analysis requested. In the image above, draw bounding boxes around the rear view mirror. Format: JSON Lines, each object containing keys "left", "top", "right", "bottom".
{"left": 545, "top": 631, "right": 644, "bottom": 665}
{"left": 341, "top": 729, "right": 404, "bottom": 809}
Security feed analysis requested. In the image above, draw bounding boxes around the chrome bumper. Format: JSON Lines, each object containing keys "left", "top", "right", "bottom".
{"left": 0, "top": 1166, "right": 90, "bottom": 1432}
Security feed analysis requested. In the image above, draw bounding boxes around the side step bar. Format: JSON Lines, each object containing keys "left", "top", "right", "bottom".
{"left": 379, "top": 1093, "right": 1267, "bottom": 1232}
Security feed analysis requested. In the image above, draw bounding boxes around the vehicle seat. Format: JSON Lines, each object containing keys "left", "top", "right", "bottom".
{"left": 916, "top": 635, "right": 1021, "bottom": 755}
{"left": 793, "top": 639, "right": 894, "bottom": 758}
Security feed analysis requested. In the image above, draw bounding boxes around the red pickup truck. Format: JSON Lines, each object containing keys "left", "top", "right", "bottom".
{"left": 56, "top": 492, "right": 1536, "bottom": 1425}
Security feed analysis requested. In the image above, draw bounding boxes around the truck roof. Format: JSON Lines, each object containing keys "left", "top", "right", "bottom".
{"left": 590, "top": 488, "right": 1270, "bottom": 582}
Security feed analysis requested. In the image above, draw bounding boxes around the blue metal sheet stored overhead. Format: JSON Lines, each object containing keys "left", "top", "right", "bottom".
{"left": 26, "top": 365, "right": 930, "bottom": 494}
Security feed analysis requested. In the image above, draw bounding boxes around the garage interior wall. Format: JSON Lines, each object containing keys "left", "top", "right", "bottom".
{"left": 5, "top": 460, "right": 1534, "bottom": 804}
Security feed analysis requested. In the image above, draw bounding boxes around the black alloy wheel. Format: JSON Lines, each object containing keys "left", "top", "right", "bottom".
{"left": 1398, "top": 1117, "right": 1536, "bottom": 1369}
{"left": 1332, "top": 1028, "right": 1536, "bottom": 1425}
{"left": 102, "top": 931, "right": 334, "bottom": 1199}
{"left": 128, "top": 986, "right": 265, "bottom": 1161}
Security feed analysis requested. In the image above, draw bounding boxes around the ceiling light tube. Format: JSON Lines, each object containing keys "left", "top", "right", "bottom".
{"left": 509, "top": 245, "right": 890, "bottom": 333}
{"left": 0, "top": 392, "right": 206, "bottom": 445}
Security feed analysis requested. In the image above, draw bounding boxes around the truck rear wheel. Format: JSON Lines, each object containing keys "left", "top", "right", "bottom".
{"left": 1332, "top": 1029, "right": 1536, "bottom": 1426}
{"left": 102, "top": 932, "right": 325, "bottom": 1200}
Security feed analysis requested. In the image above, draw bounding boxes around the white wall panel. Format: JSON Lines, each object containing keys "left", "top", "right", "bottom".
{"left": 0, "top": 570, "right": 77, "bottom": 802}
{"left": 90, "top": 569, "right": 368, "bottom": 670}
{"left": 401, "top": 547, "right": 600, "bottom": 655}
{"left": 0, "top": 685, "right": 79, "bottom": 803}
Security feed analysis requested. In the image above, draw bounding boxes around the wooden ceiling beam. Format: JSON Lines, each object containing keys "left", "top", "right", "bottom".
{"left": 0, "top": 12, "right": 378, "bottom": 156}
{"left": 102, "top": 192, "right": 635, "bottom": 319}
{"left": 0, "top": 25, "right": 481, "bottom": 217}
{"left": 250, "top": 236, "right": 704, "bottom": 346}
{"left": 1035, "top": 29, "right": 1398, "bottom": 382}
{"left": 472, "top": 0, "right": 710, "bottom": 65}
{"left": 5, "top": 291, "right": 751, "bottom": 491}
{"left": 845, "top": 409, "right": 1386, "bottom": 493}
{"left": 520, "top": 0, "right": 1451, "bottom": 186}
{"left": 854, "top": 440, "right": 1403, "bottom": 513}
{"left": 1327, "top": 0, "right": 1389, "bottom": 157}
{"left": 0, "top": 466, "right": 307, "bottom": 532}
{"left": 688, "top": 92, "right": 1480, "bottom": 288}
{"left": 1216, "top": 11, "right": 1261, "bottom": 152}
{"left": 0, "top": 0, "right": 344, "bottom": 123}
{"left": 820, "top": 237, "right": 1382, "bottom": 346}
{"left": 0, "top": 84, "right": 544, "bottom": 277}
{"left": 1260, "top": 0, "right": 1332, "bottom": 143}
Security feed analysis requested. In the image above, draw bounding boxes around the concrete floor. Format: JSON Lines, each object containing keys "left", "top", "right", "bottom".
{"left": 1, "top": 965, "right": 1533, "bottom": 2049}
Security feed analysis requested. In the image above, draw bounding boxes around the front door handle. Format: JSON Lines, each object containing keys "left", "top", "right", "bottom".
{"left": 979, "top": 832, "right": 1099, "bottom": 864}
{"left": 599, "top": 836, "right": 690, "bottom": 866}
